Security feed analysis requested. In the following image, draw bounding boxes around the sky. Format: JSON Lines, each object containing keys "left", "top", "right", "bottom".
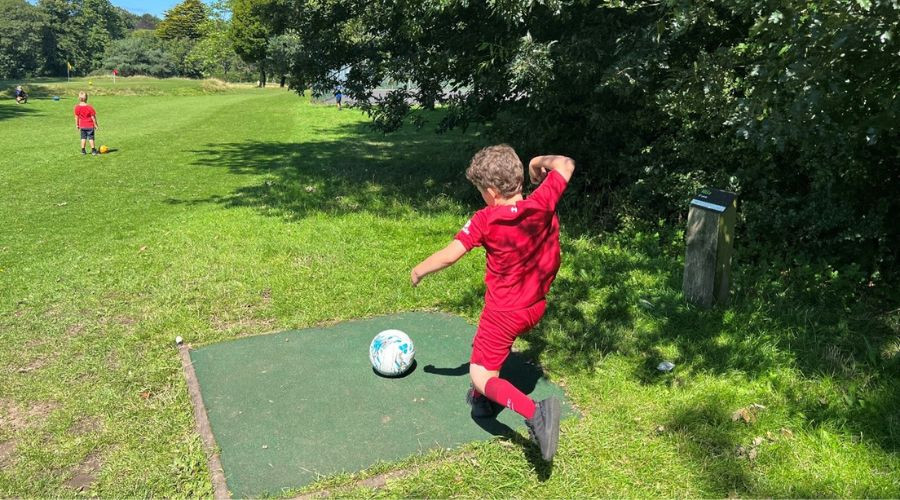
{"left": 110, "top": 0, "right": 197, "bottom": 17}
{"left": 24, "top": 1, "right": 218, "bottom": 18}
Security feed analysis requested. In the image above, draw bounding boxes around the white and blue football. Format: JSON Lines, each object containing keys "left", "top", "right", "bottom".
{"left": 369, "top": 329, "right": 415, "bottom": 376}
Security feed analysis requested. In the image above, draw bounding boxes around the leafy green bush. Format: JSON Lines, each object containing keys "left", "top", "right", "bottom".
{"left": 102, "top": 32, "right": 177, "bottom": 77}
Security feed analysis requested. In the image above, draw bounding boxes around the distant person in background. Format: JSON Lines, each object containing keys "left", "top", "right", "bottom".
{"left": 74, "top": 91, "right": 100, "bottom": 156}
{"left": 334, "top": 89, "right": 342, "bottom": 110}
{"left": 14, "top": 86, "right": 27, "bottom": 104}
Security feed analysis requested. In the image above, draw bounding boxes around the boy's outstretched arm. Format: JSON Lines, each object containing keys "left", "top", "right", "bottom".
{"left": 411, "top": 240, "right": 467, "bottom": 287}
{"left": 528, "top": 155, "right": 575, "bottom": 184}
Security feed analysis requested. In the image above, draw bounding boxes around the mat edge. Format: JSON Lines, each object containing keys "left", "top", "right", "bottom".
{"left": 180, "top": 344, "right": 231, "bottom": 499}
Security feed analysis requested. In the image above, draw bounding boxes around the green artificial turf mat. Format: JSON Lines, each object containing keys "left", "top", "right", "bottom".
{"left": 189, "top": 312, "right": 573, "bottom": 497}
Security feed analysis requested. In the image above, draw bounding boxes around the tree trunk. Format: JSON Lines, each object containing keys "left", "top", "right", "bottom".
{"left": 280, "top": 76, "right": 286, "bottom": 88}
{"left": 258, "top": 67, "right": 267, "bottom": 87}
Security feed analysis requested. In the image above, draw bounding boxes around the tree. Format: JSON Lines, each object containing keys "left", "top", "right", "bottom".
{"left": 116, "top": 6, "right": 138, "bottom": 29}
{"left": 161, "top": 37, "right": 203, "bottom": 77}
{"left": 0, "top": 0, "right": 47, "bottom": 79}
{"left": 77, "top": 0, "right": 129, "bottom": 69}
{"left": 266, "top": 32, "right": 301, "bottom": 87}
{"left": 37, "top": 0, "right": 79, "bottom": 75}
{"left": 134, "top": 13, "right": 161, "bottom": 31}
{"left": 154, "top": 0, "right": 213, "bottom": 78}
{"left": 118, "top": 8, "right": 161, "bottom": 31}
{"left": 230, "top": 0, "right": 270, "bottom": 86}
{"left": 230, "top": 0, "right": 289, "bottom": 87}
{"left": 37, "top": 0, "right": 128, "bottom": 75}
{"left": 186, "top": 16, "right": 253, "bottom": 81}
{"left": 156, "top": 0, "right": 208, "bottom": 40}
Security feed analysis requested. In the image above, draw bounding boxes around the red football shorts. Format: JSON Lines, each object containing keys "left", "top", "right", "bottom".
{"left": 470, "top": 300, "right": 547, "bottom": 371}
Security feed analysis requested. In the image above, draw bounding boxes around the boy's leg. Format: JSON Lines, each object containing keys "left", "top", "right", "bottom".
{"left": 470, "top": 362, "right": 535, "bottom": 419}
{"left": 468, "top": 363, "right": 498, "bottom": 393}
{"left": 471, "top": 301, "right": 559, "bottom": 460}
{"left": 469, "top": 301, "right": 546, "bottom": 419}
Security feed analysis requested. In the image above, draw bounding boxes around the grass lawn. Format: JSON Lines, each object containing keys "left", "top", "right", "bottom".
{"left": 0, "top": 78, "right": 898, "bottom": 497}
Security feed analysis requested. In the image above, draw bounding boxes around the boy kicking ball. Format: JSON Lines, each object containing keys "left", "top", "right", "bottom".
{"left": 74, "top": 91, "right": 100, "bottom": 156}
{"left": 411, "top": 145, "right": 575, "bottom": 461}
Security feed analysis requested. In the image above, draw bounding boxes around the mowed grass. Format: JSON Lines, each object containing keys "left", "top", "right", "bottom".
{"left": 1, "top": 79, "right": 898, "bottom": 497}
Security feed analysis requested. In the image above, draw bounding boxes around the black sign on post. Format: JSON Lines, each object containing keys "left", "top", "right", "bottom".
{"left": 690, "top": 188, "right": 737, "bottom": 214}
{"left": 683, "top": 188, "right": 738, "bottom": 307}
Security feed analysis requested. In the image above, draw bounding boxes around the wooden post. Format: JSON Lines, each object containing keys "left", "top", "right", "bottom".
{"left": 683, "top": 189, "right": 737, "bottom": 308}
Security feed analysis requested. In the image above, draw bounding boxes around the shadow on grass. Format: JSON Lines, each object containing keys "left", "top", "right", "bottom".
{"left": 662, "top": 393, "right": 755, "bottom": 493}
{"left": 471, "top": 416, "right": 555, "bottom": 481}
{"left": 172, "top": 118, "right": 489, "bottom": 220}
{"left": 0, "top": 102, "right": 41, "bottom": 122}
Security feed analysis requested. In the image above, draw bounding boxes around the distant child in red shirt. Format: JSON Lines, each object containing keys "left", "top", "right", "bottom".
{"left": 411, "top": 145, "right": 575, "bottom": 461}
{"left": 74, "top": 91, "right": 99, "bottom": 156}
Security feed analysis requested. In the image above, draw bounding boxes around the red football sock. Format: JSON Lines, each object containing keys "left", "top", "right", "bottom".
{"left": 484, "top": 377, "right": 536, "bottom": 419}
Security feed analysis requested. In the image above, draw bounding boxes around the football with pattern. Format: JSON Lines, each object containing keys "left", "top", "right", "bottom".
{"left": 369, "top": 330, "right": 415, "bottom": 376}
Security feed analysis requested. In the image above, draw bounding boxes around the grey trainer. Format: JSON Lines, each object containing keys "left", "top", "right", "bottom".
{"left": 525, "top": 396, "right": 560, "bottom": 460}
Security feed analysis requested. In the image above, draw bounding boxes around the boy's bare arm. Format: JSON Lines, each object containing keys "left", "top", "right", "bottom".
{"left": 528, "top": 155, "right": 576, "bottom": 184}
{"left": 411, "top": 240, "right": 468, "bottom": 287}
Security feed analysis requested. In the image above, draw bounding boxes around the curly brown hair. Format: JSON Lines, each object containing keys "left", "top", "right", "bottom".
{"left": 465, "top": 145, "right": 524, "bottom": 197}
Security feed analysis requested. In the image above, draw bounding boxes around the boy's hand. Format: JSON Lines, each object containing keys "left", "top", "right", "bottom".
{"left": 529, "top": 155, "right": 576, "bottom": 184}
{"left": 529, "top": 157, "right": 549, "bottom": 184}
{"left": 411, "top": 268, "right": 423, "bottom": 287}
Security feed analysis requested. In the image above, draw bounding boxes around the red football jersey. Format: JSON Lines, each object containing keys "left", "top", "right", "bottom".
{"left": 455, "top": 170, "right": 568, "bottom": 311}
{"left": 74, "top": 104, "right": 96, "bottom": 129}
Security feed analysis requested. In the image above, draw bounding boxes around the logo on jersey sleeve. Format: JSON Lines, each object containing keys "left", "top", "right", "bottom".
{"left": 461, "top": 219, "right": 472, "bottom": 235}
